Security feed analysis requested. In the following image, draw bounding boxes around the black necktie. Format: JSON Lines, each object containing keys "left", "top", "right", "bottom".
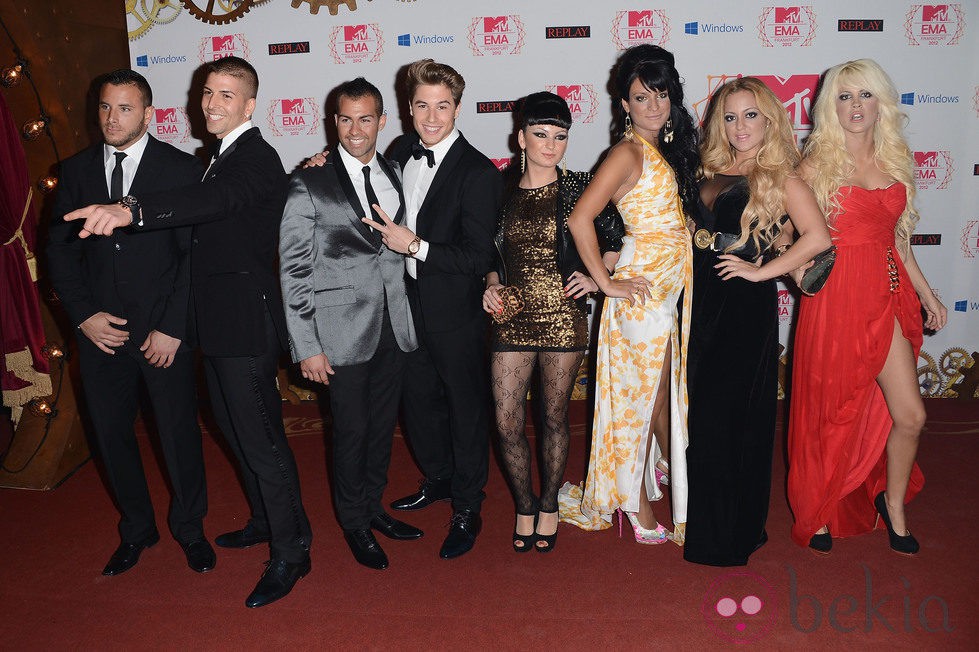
{"left": 110, "top": 151, "right": 126, "bottom": 201}
{"left": 362, "top": 165, "right": 384, "bottom": 226}
{"left": 411, "top": 142, "right": 435, "bottom": 168}
{"left": 211, "top": 139, "right": 223, "bottom": 159}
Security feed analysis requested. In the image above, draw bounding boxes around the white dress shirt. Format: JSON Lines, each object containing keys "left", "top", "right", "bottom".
{"left": 401, "top": 128, "right": 459, "bottom": 278}
{"left": 337, "top": 146, "right": 400, "bottom": 231}
{"left": 204, "top": 120, "right": 253, "bottom": 177}
{"left": 103, "top": 131, "right": 149, "bottom": 197}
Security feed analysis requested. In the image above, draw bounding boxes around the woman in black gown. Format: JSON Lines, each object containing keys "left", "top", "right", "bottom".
{"left": 683, "top": 78, "right": 831, "bottom": 566}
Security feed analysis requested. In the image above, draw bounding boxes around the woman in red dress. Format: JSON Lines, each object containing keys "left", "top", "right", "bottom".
{"left": 788, "top": 59, "right": 947, "bottom": 555}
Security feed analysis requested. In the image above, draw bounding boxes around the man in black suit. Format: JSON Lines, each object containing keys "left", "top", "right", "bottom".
{"left": 280, "top": 78, "right": 422, "bottom": 570}
{"left": 64, "top": 57, "right": 311, "bottom": 608}
{"left": 369, "top": 59, "right": 501, "bottom": 559}
{"left": 46, "top": 69, "right": 213, "bottom": 576}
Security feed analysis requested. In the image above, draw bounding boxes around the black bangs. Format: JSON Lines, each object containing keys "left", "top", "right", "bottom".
{"left": 519, "top": 91, "right": 573, "bottom": 130}
{"left": 627, "top": 60, "right": 680, "bottom": 101}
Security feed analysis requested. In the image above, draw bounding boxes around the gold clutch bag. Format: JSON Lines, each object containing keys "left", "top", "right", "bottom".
{"left": 492, "top": 286, "right": 525, "bottom": 324}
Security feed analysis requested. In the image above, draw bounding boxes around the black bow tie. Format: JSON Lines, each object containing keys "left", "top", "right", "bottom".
{"left": 411, "top": 142, "right": 435, "bottom": 168}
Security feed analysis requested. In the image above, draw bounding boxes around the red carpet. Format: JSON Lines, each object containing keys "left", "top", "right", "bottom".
{"left": 0, "top": 400, "right": 976, "bottom": 649}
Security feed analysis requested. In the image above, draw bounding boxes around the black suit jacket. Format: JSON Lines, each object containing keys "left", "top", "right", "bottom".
{"left": 46, "top": 136, "right": 204, "bottom": 347}
{"left": 133, "top": 127, "right": 289, "bottom": 357}
{"left": 389, "top": 132, "right": 501, "bottom": 333}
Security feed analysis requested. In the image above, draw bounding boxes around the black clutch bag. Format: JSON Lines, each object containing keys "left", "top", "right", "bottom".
{"left": 800, "top": 246, "right": 837, "bottom": 294}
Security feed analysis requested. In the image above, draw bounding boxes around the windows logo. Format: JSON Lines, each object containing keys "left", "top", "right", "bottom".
{"left": 397, "top": 33, "right": 411, "bottom": 47}
{"left": 136, "top": 55, "right": 148, "bottom": 67}
{"left": 900, "top": 92, "right": 915, "bottom": 105}
{"left": 684, "top": 21, "right": 699, "bottom": 35}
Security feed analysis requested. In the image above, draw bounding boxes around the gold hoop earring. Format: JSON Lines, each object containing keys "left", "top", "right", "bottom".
{"left": 624, "top": 114, "right": 633, "bottom": 139}
{"left": 663, "top": 118, "right": 674, "bottom": 144}
{"left": 520, "top": 149, "right": 526, "bottom": 173}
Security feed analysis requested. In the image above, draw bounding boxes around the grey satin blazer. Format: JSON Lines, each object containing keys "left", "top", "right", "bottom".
{"left": 279, "top": 149, "right": 417, "bottom": 366}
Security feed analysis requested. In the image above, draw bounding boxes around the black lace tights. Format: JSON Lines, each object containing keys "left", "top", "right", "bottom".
{"left": 491, "top": 350, "right": 585, "bottom": 514}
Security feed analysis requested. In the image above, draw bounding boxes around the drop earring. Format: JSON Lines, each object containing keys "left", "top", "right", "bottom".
{"left": 520, "top": 149, "right": 526, "bottom": 173}
{"left": 663, "top": 118, "right": 674, "bottom": 144}
{"left": 561, "top": 157, "right": 567, "bottom": 174}
{"left": 624, "top": 114, "right": 633, "bottom": 139}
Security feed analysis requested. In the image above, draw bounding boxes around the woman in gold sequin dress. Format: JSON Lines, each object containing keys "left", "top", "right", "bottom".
{"left": 483, "top": 92, "right": 623, "bottom": 553}
{"left": 564, "top": 45, "right": 700, "bottom": 544}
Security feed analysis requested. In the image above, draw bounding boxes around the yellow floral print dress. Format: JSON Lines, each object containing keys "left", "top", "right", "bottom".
{"left": 560, "top": 134, "right": 691, "bottom": 538}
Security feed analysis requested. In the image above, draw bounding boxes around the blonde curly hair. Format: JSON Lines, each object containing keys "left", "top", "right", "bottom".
{"left": 700, "top": 77, "right": 800, "bottom": 252}
{"left": 803, "top": 59, "right": 918, "bottom": 247}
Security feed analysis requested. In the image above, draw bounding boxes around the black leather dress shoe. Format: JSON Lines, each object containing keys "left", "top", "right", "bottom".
{"left": 390, "top": 478, "right": 451, "bottom": 511}
{"left": 371, "top": 512, "right": 424, "bottom": 540}
{"left": 215, "top": 523, "right": 270, "bottom": 549}
{"left": 102, "top": 531, "right": 160, "bottom": 576}
{"left": 439, "top": 510, "right": 481, "bottom": 559}
{"left": 181, "top": 538, "right": 216, "bottom": 573}
{"left": 245, "top": 557, "right": 311, "bottom": 608}
{"left": 344, "top": 529, "right": 389, "bottom": 570}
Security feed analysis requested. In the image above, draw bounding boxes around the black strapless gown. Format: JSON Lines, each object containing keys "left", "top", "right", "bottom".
{"left": 683, "top": 175, "right": 778, "bottom": 566}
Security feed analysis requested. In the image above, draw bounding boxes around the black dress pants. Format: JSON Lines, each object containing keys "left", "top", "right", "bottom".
{"left": 79, "top": 337, "right": 206, "bottom": 545}
{"left": 203, "top": 306, "right": 311, "bottom": 563}
{"left": 327, "top": 313, "right": 405, "bottom": 530}
{"left": 401, "top": 292, "right": 490, "bottom": 513}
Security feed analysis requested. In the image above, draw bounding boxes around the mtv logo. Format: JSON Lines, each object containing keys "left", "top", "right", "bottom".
{"left": 914, "top": 151, "right": 939, "bottom": 167}
{"left": 628, "top": 10, "right": 653, "bottom": 27}
{"left": 684, "top": 21, "right": 699, "bottom": 35}
{"left": 155, "top": 108, "right": 178, "bottom": 123}
{"left": 755, "top": 75, "right": 819, "bottom": 128}
{"left": 281, "top": 99, "right": 305, "bottom": 114}
{"left": 556, "top": 85, "right": 582, "bottom": 101}
{"left": 922, "top": 5, "right": 948, "bottom": 22}
{"left": 212, "top": 36, "right": 236, "bottom": 52}
{"left": 484, "top": 16, "right": 508, "bottom": 33}
{"left": 777, "top": 288, "right": 793, "bottom": 304}
{"left": 901, "top": 92, "right": 915, "bottom": 105}
{"left": 344, "top": 25, "right": 369, "bottom": 41}
{"left": 954, "top": 299, "right": 967, "bottom": 312}
{"left": 775, "top": 7, "right": 802, "bottom": 23}
{"left": 136, "top": 55, "right": 148, "bottom": 67}
{"left": 490, "top": 158, "right": 511, "bottom": 171}
{"left": 397, "top": 33, "right": 411, "bottom": 46}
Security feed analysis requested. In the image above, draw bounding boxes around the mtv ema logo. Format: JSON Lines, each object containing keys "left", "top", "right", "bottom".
{"left": 906, "top": 4, "right": 965, "bottom": 46}
{"left": 755, "top": 75, "right": 820, "bottom": 143}
{"left": 330, "top": 24, "right": 384, "bottom": 64}
{"left": 468, "top": 16, "right": 526, "bottom": 56}
{"left": 913, "top": 150, "right": 954, "bottom": 190}
{"left": 777, "top": 288, "right": 795, "bottom": 324}
{"left": 266, "top": 98, "right": 321, "bottom": 137}
{"left": 490, "top": 158, "right": 512, "bottom": 172}
{"left": 961, "top": 219, "right": 979, "bottom": 258}
{"left": 151, "top": 107, "right": 192, "bottom": 145}
{"left": 199, "top": 34, "right": 250, "bottom": 63}
{"left": 758, "top": 6, "right": 817, "bottom": 47}
{"left": 612, "top": 10, "right": 670, "bottom": 49}
{"left": 545, "top": 84, "right": 599, "bottom": 124}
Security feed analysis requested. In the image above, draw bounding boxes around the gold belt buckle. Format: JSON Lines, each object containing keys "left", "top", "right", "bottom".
{"left": 693, "top": 228, "right": 716, "bottom": 251}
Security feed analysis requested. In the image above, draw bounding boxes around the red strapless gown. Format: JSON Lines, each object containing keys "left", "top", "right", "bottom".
{"left": 787, "top": 184, "right": 924, "bottom": 546}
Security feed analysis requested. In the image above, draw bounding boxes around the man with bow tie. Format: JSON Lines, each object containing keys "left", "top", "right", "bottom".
{"left": 279, "top": 77, "right": 423, "bottom": 571}
{"left": 367, "top": 59, "right": 501, "bottom": 559}
{"left": 64, "top": 56, "right": 311, "bottom": 608}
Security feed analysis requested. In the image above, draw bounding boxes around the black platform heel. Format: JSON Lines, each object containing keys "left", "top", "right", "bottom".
{"left": 808, "top": 530, "right": 832, "bottom": 554}
{"left": 874, "top": 492, "right": 920, "bottom": 555}
{"left": 535, "top": 510, "right": 558, "bottom": 553}
{"left": 513, "top": 499, "right": 539, "bottom": 553}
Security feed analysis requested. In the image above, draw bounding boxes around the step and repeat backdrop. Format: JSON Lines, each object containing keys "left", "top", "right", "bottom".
{"left": 126, "top": 0, "right": 978, "bottom": 398}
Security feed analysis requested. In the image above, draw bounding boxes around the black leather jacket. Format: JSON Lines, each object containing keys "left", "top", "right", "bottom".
{"left": 493, "top": 168, "right": 625, "bottom": 310}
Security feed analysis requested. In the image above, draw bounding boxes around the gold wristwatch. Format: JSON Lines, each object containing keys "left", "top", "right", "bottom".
{"left": 407, "top": 236, "right": 421, "bottom": 256}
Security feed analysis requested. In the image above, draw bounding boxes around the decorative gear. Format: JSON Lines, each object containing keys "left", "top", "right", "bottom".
{"left": 939, "top": 347, "right": 971, "bottom": 376}
{"left": 181, "top": 0, "right": 267, "bottom": 25}
{"left": 291, "top": 0, "right": 366, "bottom": 16}
{"left": 128, "top": 0, "right": 182, "bottom": 39}
{"left": 916, "top": 350, "right": 943, "bottom": 397}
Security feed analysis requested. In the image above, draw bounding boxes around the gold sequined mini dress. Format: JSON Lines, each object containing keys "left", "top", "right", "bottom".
{"left": 493, "top": 181, "right": 588, "bottom": 352}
